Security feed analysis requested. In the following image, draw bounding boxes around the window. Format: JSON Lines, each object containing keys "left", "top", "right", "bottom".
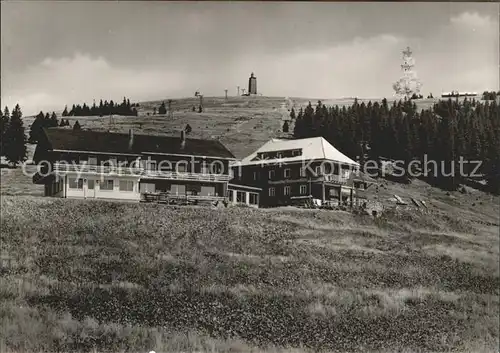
{"left": 236, "top": 191, "right": 245, "bottom": 203}
{"left": 249, "top": 193, "right": 259, "bottom": 205}
{"left": 159, "top": 162, "right": 172, "bottom": 172}
{"left": 268, "top": 170, "right": 275, "bottom": 179}
{"left": 88, "top": 157, "right": 97, "bottom": 165}
{"left": 140, "top": 183, "right": 156, "bottom": 193}
{"left": 88, "top": 179, "right": 95, "bottom": 190}
{"left": 293, "top": 150, "right": 301, "bottom": 157}
{"left": 170, "top": 184, "right": 186, "bottom": 195}
{"left": 200, "top": 164, "right": 210, "bottom": 175}
{"left": 119, "top": 180, "right": 134, "bottom": 192}
{"left": 101, "top": 179, "right": 114, "bottom": 190}
{"left": 253, "top": 171, "right": 258, "bottom": 181}
{"left": 176, "top": 163, "right": 187, "bottom": 173}
{"left": 284, "top": 186, "right": 291, "bottom": 196}
{"left": 201, "top": 186, "right": 215, "bottom": 196}
{"left": 300, "top": 168, "right": 306, "bottom": 177}
{"left": 149, "top": 161, "right": 157, "bottom": 171}
{"left": 211, "top": 163, "right": 223, "bottom": 174}
{"left": 284, "top": 168, "right": 291, "bottom": 178}
{"left": 68, "top": 178, "right": 83, "bottom": 189}
{"left": 268, "top": 187, "right": 275, "bottom": 197}
{"left": 315, "top": 166, "right": 322, "bottom": 176}
{"left": 300, "top": 184, "right": 307, "bottom": 195}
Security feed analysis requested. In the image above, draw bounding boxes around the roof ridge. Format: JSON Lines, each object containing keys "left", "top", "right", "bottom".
{"left": 320, "top": 136, "right": 327, "bottom": 160}
{"left": 46, "top": 127, "right": 223, "bottom": 143}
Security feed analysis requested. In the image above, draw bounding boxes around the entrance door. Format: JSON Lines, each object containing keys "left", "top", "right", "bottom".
{"left": 86, "top": 178, "right": 97, "bottom": 198}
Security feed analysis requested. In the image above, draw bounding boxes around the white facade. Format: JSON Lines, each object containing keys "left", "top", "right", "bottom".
{"left": 47, "top": 173, "right": 141, "bottom": 201}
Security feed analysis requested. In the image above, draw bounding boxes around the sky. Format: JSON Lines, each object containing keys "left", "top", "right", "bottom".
{"left": 1, "top": 1, "right": 499, "bottom": 116}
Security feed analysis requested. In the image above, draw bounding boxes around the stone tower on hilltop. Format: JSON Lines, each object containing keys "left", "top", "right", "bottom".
{"left": 248, "top": 72, "right": 257, "bottom": 95}
{"left": 393, "top": 47, "right": 422, "bottom": 99}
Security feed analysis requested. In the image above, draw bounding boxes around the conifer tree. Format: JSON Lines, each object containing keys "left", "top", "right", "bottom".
{"left": 50, "top": 112, "right": 58, "bottom": 127}
{"left": 1, "top": 107, "right": 10, "bottom": 156}
{"left": 4, "top": 104, "right": 27, "bottom": 167}
{"left": 73, "top": 120, "right": 81, "bottom": 130}
{"left": 293, "top": 108, "right": 304, "bottom": 138}
{"left": 29, "top": 111, "right": 45, "bottom": 143}
{"left": 158, "top": 102, "right": 167, "bottom": 115}
{"left": 62, "top": 105, "right": 69, "bottom": 117}
{"left": 282, "top": 120, "right": 289, "bottom": 133}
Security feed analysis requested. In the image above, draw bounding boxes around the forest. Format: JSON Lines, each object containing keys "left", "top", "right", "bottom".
{"left": 292, "top": 97, "right": 499, "bottom": 193}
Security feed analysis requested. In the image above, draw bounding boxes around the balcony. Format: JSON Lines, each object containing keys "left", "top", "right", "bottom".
{"left": 53, "top": 163, "right": 144, "bottom": 176}
{"left": 141, "top": 192, "right": 226, "bottom": 205}
{"left": 142, "top": 170, "right": 231, "bottom": 182}
{"left": 52, "top": 163, "right": 231, "bottom": 182}
{"left": 323, "top": 174, "right": 350, "bottom": 184}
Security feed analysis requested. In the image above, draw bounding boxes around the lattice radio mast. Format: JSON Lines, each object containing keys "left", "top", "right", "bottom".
{"left": 167, "top": 99, "right": 173, "bottom": 119}
{"left": 393, "top": 47, "right": 422, "bottom": 99}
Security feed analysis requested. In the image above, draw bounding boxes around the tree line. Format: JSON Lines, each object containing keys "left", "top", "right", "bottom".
{"left": 1, "top": 105, "right": 27, "bottom": 167}
{"left": 62, "top": 97, "right": 139, "bottom": 117}
{"left": 28, "top": 111, "right": 81, "bottom": 143}
{"left": 291, "top": 98, "right": 500, "bottom": 194}
{"left": 482, "top": 91, "right": 500, "bottom": 101}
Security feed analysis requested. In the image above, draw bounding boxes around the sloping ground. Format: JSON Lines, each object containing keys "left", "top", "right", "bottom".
{"left": 364, "top": 178, "right": 500, "bottom": 226}
{"left": 20, "top": 95, "right": 484, "bottom": 159}
{"left": 0, "top": 196, "right": 498, "bottom": 352}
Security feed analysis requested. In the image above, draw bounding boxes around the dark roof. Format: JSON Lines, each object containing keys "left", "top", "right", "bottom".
{"left": 42, "top": 128, "right": 236, "bottom": 159}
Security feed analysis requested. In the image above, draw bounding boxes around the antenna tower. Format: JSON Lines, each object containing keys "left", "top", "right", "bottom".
{"left": 393, "top": 46, "right": 422, "bottom": 99}
{"left": 195, "top": 91, "right": 203, "bottom": 110}
{"left": 224, "top": 89, "right": 228, "bottom": 100}
{"left": 167, "top": 99, "right": 173, "bottom": 119}
{"left": 237, "top": 86, "right": 240, "bottom": 96}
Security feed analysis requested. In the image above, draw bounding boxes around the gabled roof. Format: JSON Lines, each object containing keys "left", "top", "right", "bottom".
{"left": 40, "top": 128, "right": 236, "bottom": 159}
{"left": 238, "top": 137, "right": 359, "bottom": 167}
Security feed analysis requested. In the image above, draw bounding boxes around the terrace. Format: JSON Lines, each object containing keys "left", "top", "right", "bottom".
{"left": 52, "top": 163, "right": 231, "bottom": 182}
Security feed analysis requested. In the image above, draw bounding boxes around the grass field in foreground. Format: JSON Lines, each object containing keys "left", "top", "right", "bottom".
{"left": 1, "top": 196, "right": 498, "bottom": 352}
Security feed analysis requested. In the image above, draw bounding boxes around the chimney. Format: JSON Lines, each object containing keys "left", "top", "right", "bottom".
{"left": 128, "top": 129, "right": 134, "bottom": 150}
{"left": 180, "top": 130, "right": 186, "bottom": 149}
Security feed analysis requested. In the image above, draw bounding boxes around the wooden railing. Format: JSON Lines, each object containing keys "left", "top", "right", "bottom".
{"left": 53, "top": 163, "right": 144, "bottom": 176}
{"left": 53, "top": 163, "right": 230, "bottom": 182}
{"left": 142, "top": 170, "right": 231, "bottom": 182}
{"left": 141, "top": 192, "right": 226, "bottom": 205}
{"left": 323, "top": 174, "right": 350, "bottom": 184}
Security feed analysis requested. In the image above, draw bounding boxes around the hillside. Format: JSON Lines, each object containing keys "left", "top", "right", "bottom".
{"left": 1, "top": 196, "right": 498, "bottom": 352}
{"left": 1, "top": 94, "right": 499, "bottom": 352}
{"left": 20, "top": 95, "right": 472, "bottom": 159}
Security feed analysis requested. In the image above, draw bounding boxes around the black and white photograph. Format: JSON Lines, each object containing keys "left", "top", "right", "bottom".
{"left": 0, "top": 1, "right": 499, "bottom": 352}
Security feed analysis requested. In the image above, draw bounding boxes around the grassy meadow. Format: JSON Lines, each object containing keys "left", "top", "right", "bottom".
{"left": 1, "top": 195, "right": 498, "bottom": 353}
